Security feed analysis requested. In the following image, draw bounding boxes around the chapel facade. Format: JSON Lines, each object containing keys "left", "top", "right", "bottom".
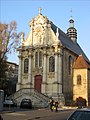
{"left": 17, "top": 9, "right": 90, "bottom": 106}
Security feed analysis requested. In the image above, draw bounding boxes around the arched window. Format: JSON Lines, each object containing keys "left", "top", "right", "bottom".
{"left": 35, "top": 51, "right": 42, "bottom": 68}
{"left": 49, "top": 56, "right": 55, "bottom": 72}
{"left": 24, "top": 58, "right": 29, "bottom": 73}
{"left": 39, "top": 51, "right": 42, "bottom": 67}
{"left": 68, "top": 56, "right": 72, "bottom": 75}
{"left": 35, "top": 52, "right": 38, "bottom": 67}
{"left": 77, "top": 75, "right": 81, "bottom": 85}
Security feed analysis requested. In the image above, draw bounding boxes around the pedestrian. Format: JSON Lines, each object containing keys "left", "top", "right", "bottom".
{"left": 55, "top": 101, "right": 58, "bottom": 112}
{"left": 49, "top": 99, "right": 54, "bottom": 111}
{"left": 0, "top": 115, "right": 3, "bottom": 120}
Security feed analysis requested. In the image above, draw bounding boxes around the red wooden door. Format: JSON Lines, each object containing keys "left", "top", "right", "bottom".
{"left": 34, "top": 75, "right": 42, "bottom": 93}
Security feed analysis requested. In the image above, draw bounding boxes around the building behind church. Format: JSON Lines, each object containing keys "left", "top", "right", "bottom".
{"left": 15, "top": 9, "right": 90, "bottom": 106}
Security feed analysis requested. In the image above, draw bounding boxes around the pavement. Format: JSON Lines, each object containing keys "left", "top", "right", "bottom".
{"left": 0, "top": 106, "right": 77, "bottom": 114}
{"left": 0, "top": 106, "right": 77, "bottom": 120}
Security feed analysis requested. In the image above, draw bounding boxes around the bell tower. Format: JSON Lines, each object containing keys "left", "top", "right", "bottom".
{"left": 67, "top": 11, "right": 77, "bottom": 42}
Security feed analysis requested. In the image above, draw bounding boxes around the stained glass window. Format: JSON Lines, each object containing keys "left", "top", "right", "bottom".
{"left": 49, "top": 56, "right": 55, "bottom": 72}
{"left": 39, "top": 51, "right": 42, "bottom": 67}
{"left": 35, "top": 52, "right": 38, "bottom": 67}
{"left": 68, "top": 56, "right": 72, "bottom": 75}
{"left": 24, "top": 58, "right": 29, "bottom": 73}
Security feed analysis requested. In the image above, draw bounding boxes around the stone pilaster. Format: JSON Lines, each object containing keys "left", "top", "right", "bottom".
{"left": 53, "top": 46, "right": 63, "bottom": 98}
{"left": 52, "top": 53, "right": 58, "bottom": 97}
{"left": 58, "top": 49, "right": 63, "bottom": 94}
{"left": 17, "top": 54, "right": 22, "bottom": 91}
{"left": 28, "top": 53, "right": 32, "bottom": 88}
{"left": 55, "top": 52, "right": 58, "bottom": 83}
{"left": 42, "top": 50, "right": 47, "bottom": 94}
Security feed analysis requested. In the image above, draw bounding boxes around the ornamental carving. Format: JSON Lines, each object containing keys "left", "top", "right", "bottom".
{"left": 33, "top": 26, "right": 45, "bottom": 45}
{"left": 24, "top": 13, "right": 56, "bottom": 47}
{"left": 48, "top": 73, "right": 55, "bottom": 78}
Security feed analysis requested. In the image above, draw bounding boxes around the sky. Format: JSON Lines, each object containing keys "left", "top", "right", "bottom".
{"left": 0, "top": 0, "right": 90, "bottom": 64}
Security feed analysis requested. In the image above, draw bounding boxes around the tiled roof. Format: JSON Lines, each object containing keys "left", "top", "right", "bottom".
{"left": 74, "top": 55, "right": 90, "bottom": 69}
{"left": 51, "top": 22, "right": 90, "bottom": 63}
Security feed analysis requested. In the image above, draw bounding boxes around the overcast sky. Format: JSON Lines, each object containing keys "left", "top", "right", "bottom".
{"left": 1, "top": 0, "right": 90, "bottom": 64}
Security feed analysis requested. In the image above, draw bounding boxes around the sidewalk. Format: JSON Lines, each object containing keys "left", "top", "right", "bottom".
{"left": 0, "top": 106, "right": 77, "bottom": 114}
{"left": 0, "top": 106, "right": 77, "bottom": 120}
{"left": 59, "top": 106, "right": 77, "bottom": 110}
{"left": 1, "top": 107, "right": 72, "bottom": 120}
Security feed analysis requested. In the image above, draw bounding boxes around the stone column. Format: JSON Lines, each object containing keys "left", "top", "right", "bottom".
{"left": 53, "top": 45, "right": 60, "bottom": 97}
{"left": 58, "top": 49, "right": 63, "bottom": 94}
{"left": 52, "top": 51, "right": 59, "bottom": 96}
{"left": 42, "top": 50, "right": 47, "bottom": 94}
{"left": 57, "top": 49, "right": 65, "bottom": 105}
{"left": 28, "top": 53, "right": 32, "bottom": 88}
{"left": 17, "top": 54, "right": 22, "bottom": 91}
{"left": 43, "top": 54, "right": 47, "bottom": 83}
{"left": 55, "top": 52, "right": 58, "bottom": 83}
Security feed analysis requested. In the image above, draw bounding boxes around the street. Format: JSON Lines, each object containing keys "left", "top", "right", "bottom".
{"left": 0, "top": 108, "right": 75, "bottom": 120}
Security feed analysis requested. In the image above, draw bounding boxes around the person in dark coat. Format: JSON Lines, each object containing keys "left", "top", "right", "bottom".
{"left": 55, "top": 101, "right": 58, "bottom": 112}
{"left": 49, "top": 99, "right": 54, "bottom": 111}
{"left": 0, "top": 115, "right": 3, "bottom": 120}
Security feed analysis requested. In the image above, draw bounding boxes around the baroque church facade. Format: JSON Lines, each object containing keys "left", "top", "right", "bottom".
{"left": 16, "top": 9, "right": 90, "bottom": 106}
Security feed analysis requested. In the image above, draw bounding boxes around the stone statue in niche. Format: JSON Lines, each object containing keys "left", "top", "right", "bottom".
{"left": 34, "top": 26, "right": 44, "bottom": 45}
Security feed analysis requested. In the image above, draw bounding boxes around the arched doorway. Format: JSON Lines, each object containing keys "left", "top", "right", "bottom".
{"left": 34, "top": 75, "right": 42, "bottom": 93}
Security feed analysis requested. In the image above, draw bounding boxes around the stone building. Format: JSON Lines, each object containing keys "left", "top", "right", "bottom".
{"left": 16, "top": 9, "right": 90, "bottom": 106}
{"left": 6, "top": 61, "right": 18, "bottom": 95}
{"left": 73, "top": 55, "right": 90, "bottom": 106}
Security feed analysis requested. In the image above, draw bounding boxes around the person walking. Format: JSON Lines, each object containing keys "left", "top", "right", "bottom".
{"left": 55, "top": 101, "right": 58, "bottom": 112}
{"left": 49, "top": 99, "right": 54, "bottom": 111}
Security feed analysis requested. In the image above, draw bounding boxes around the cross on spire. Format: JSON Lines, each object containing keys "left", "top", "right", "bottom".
{"left": 70, "top": 9, "right": 73, "bottom": 19}
{"left": 38, "top": 7, "right": 42, "bottom": 14}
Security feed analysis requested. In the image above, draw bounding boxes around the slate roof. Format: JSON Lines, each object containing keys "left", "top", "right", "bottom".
{"left": 51, "top": 22, "right": 90, "bottom": 63}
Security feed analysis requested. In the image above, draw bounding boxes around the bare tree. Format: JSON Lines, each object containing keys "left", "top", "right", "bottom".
{"left": 0, "top": 21, "right": 23, "bottom": 93}
{"left": 0, "top": 21, "right": 22, "bottom": 62}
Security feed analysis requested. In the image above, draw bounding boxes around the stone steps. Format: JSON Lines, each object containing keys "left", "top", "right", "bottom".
{"left": 8, "top": 88, "right": 49, "bottom": 108}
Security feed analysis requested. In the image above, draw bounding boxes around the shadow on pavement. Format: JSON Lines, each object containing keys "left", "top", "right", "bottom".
{"left": 0, "top": 106, "right": 35, "bottom": 114}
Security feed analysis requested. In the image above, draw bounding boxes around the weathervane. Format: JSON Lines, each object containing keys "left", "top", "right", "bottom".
{"left": 38, "top": 7, "right": 42, "bottom": 14}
